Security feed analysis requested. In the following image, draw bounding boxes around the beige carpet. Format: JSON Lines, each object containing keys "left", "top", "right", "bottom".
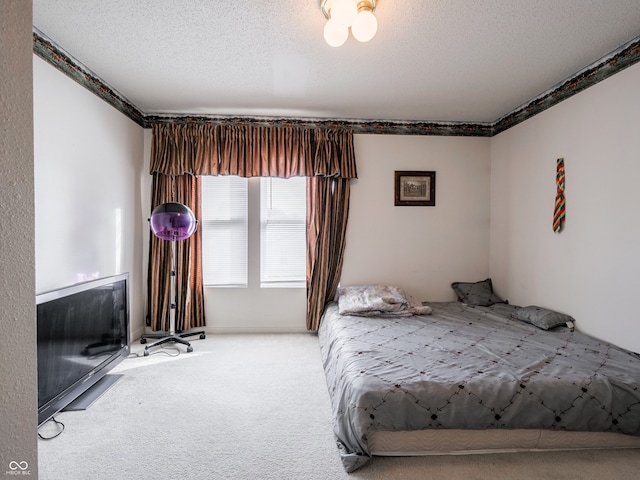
{"left": 37, "top": 334, "right": 640, "bottom": 480}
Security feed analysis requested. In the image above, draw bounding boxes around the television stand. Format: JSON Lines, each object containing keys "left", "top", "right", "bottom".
{"left": 62, "top": 374, "right": 123, "bottom": 412}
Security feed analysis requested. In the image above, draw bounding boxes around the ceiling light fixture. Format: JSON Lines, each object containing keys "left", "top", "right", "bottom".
{"left": 321, "top": 0, "right": 378, "bottom": 47}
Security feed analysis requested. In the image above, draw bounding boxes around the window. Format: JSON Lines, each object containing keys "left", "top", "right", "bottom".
{"left": 201, "top": 176, "right": 306, "bottom": 288}
{"left": 260, "top": 177, "right": 306, "bottom": 287}
{"left": 200, "top": 175, "right": 248, "bottom": 287}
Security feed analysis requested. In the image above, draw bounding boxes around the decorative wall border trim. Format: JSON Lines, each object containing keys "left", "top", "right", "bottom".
{"left": 32, "top": 28, "right": 146, "bottom": 128}
{"left": 32, "top": 29, "right": 640, "bottom": 137}
{"left": 144, "top": 114, "right": 494, "bottom": 136}
{"left": 493, "top": 35, "right": 640, "bottom": 135}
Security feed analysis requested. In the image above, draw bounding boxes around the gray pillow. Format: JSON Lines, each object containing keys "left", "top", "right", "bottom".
{"left": 451, "top": 278, "right": 504, "bottom": 307}
{"left": 511, "top": 306, "right": 575, "bottom": 330}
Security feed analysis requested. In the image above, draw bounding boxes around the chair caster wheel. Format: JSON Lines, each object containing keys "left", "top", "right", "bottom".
{"left": 144, "top": 350, "right": 149, "bottom": 356}
{"left": 200, "top": 334, "right": 206, "bottom": 339}
{"left": 140, "top": 338, "right": 147, "bottom": 344}
{"left": 187, "top": 346, "right": 193, "bottom": 353}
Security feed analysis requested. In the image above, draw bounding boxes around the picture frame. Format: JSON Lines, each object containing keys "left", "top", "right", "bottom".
{"left": 394, "top": 170, "right": 436, "bottom": 206}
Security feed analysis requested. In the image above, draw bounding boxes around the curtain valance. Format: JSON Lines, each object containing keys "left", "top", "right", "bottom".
{"left": 150, "top": 123, "right": 357, "bottom": 179}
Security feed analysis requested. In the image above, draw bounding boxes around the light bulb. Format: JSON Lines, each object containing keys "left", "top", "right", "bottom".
{"left": 351, "top": 10, "right": 378, "bottom": 42}
{"left": 330, "top": 0, "right": 358, "bottom": 28}
{"left": 324, "top": 19, "right": 348, "bottom": 47}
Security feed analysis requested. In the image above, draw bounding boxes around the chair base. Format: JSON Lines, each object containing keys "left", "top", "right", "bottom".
{"left": 140, "top": 330, "right": 206, "bottom": 356}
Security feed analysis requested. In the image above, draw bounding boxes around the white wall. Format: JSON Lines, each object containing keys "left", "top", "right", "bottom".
{"left": 341, "top": 134, "right": 492, "bottom": 303}
{"left": 0, "top": 1, "right": 38, "bottom": 475}
{"left": 33, "top": 56, "right": 146, "bottom": 339}
{"left": 143, "top": 132, "right": 493, "bottom": 332}
{"left": 490, "top": 62, "right": 640, "bottom": 353}
{"left": 147, "top": 133, "right": 491, "bottom": 333}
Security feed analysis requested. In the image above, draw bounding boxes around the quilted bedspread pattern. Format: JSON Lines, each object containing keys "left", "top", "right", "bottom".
{"left": 318, "top": 301, "right": 640, "bottom": 472}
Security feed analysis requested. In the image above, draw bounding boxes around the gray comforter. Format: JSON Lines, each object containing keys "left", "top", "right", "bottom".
{"left": 318, "top": 301, "right": 640, "bottom": 472}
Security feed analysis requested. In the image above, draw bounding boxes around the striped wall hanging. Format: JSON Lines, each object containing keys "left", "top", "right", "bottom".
{"left": 553, "top": 157, "right": 566, "bottom": 233}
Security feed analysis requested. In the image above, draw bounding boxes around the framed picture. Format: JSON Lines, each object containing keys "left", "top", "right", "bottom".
{"left": 394, "top": 171, "right": 436, "bottom": 206}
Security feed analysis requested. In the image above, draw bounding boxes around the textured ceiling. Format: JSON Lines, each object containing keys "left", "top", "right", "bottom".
{"left": 32, "top": 0, "right": 640, "bottom": 124}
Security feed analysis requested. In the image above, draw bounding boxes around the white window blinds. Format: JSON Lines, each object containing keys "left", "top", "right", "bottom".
{"left": 260, "top": 177, "right": 306, "bottom": 287}
{"left": 201, "top": 175, "right": 248, "bottom": 287}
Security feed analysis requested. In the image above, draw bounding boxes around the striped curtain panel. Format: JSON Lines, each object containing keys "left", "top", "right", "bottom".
{"left": 306, "top": 176, "right": 351, "bottom": 331}
{"left": 149, "top": 123, "right": 357, "bottom": 332}
{"left": 306, "top": 128, "right": 356, "bottom": 330}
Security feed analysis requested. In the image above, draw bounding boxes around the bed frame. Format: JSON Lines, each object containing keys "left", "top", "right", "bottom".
{"left": 369, "top": 429, "right": 640, "bottom": 456}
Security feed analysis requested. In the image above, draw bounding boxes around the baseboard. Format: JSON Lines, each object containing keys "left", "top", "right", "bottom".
{"left": 62, "top": 374, "right": 123, "bottom": 412}
{"left": 131, "top": 325, "right": 311, "bottom": 341}
{"left": 202, "top": 325, "right": 311, "bottom": 334}
{"left": 131, "top": 326, "right": 146, "bottom": 342}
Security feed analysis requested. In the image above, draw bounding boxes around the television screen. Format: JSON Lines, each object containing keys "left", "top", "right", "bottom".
{"left": 36, "top": 273, "right": 130, "bottom": 426}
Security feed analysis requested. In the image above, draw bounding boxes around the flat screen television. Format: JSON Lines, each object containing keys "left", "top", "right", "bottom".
{"left": 36, "top": 272, "right": 130, "bottom": 426}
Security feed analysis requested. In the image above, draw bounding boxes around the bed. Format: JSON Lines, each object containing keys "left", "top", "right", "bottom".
{"left": 318, "top": 284, "right": 640, "bottom": 472}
